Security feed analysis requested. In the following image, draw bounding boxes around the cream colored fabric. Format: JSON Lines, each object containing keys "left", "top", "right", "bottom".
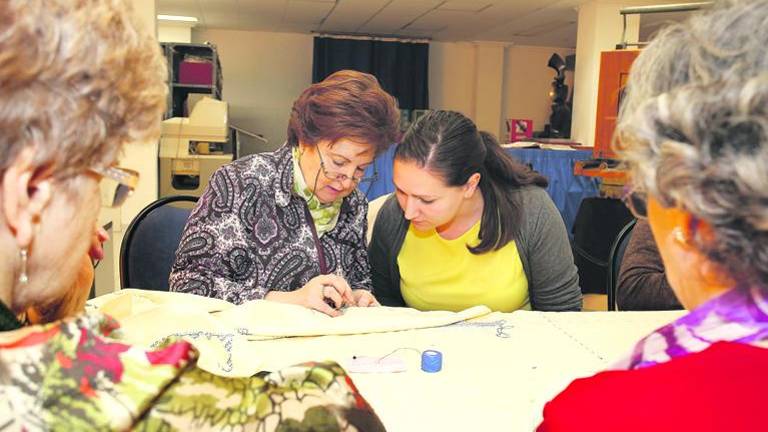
{"left": 89, "top": 289, "right": 490, "bottom": 376}
{"left": 88, "top": 290, "right": 683, "bottom": 431}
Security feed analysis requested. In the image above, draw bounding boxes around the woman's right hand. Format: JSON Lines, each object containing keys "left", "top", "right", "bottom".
{"left": 264, "top": 274, "right": 355, "bottom": 317}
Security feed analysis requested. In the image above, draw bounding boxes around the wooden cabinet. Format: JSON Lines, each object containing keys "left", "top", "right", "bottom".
{"left": 593, "top": 50, "right": 640, "bottom": 159}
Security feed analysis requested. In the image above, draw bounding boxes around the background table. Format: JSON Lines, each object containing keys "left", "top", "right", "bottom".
{"left": 505, "top": 148, "right": 600, "bottom": 237}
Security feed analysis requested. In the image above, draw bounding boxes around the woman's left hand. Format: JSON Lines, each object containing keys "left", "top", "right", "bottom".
{"left": 351, "top": 289, "right": 380, "bottom": 307}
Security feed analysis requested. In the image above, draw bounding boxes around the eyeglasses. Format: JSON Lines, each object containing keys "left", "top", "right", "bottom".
{"left": 90, "top": 166, "right": 139, "bottom": 208}
{"left": 317, "top": 150, "right": 378, "bottom": 184}
{"left": 622, "top": 186, "right": 648, "bottom": 219}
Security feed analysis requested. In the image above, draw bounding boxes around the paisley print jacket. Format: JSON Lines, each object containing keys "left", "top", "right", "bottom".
{"left": 169, "top": 143, "right": 372, "bottom": 304}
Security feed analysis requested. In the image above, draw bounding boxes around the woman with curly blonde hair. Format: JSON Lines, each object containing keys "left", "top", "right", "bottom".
{"left": 0, "top": 1, "right": 384, "bottom": 430}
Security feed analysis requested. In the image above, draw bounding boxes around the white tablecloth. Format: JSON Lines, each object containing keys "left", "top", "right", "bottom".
{"left": 88, "top": 290, "right": 684, "bottom": 431}
{"left": 244, "top": 310, "right": 683, "bottom": 431}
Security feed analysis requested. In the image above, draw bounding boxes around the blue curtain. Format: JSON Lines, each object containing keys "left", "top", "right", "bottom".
{"left": 312, "top": 37, "right": 429, "bottom": 111}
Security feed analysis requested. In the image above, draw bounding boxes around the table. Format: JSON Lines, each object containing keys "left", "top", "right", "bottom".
{"left": 89, "top": 290, "right": 683, "bottom": 432}
{"left": 363, "top": 147, "right": 600, "bottom": 236}
{"left": 505, "top": 148, "right": 600, "bottom": 236}
{"left": 247, "top": 310, "right": 681, "bottom": 431}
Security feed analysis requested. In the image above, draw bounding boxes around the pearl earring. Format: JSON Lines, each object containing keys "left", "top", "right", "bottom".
{"left": 673, "top": 228, "right": 690, "bottom": 246}
{"left": 18, "top": 248, "right": 29, "bottom": 284}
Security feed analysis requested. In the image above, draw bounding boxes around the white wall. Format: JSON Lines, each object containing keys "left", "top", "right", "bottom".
{"left": 474, "top": 43, "right": 507, "bottom": 138}
{"left": 192, "top": 29, "right": 313, "bottom": 152}
{"left": 429, "top": 41, "right": 477, "bottom": 120}
{"left": 502, "top": 45, "right": 575, "bottom": 138}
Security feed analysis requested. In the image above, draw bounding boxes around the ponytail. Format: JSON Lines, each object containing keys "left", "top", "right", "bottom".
{"left": 472, "top": 131, "right": 548, "bottom": 254}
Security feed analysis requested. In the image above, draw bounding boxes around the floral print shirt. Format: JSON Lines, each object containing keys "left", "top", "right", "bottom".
{"left": 0, "top": 312, "right": 385, "bottom": 431}
{"left": 169, "top": 143, "right": 372, "bottom": 304}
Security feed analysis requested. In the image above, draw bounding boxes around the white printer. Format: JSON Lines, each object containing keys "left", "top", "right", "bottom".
{"left": 159, "top": 97, "right": 232, "bottom": 197}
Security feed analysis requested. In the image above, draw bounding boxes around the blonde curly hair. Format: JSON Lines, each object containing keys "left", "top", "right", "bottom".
{"left": 0, "top": 0, "right": 167, "bottom": 178}
{"left": 615, "top": 0, "right": 768, "bottom": 287}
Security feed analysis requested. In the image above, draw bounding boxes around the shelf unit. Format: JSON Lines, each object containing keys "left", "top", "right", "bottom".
{"left": 161, "top": 42, "right": 222, "bottom": 119}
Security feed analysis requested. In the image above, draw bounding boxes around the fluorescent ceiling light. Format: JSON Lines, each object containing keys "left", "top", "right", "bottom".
{"left": 157, "top": 14, "right": 199, "bottom": 23}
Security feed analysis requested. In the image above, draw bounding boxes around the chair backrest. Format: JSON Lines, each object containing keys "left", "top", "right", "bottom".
{"left": 366, "top": 193, "right": 391, "bottom": 244}
{"left": 607, "top": 218, "right": 637, "bottom": 311}
{"left": 571, "top": 197, "right": 635, "bottom": 295}
{"left": 120, "top": 195, "right": 199, "bottom": 291}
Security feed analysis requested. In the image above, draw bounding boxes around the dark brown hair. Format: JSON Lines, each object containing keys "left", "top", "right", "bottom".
{"left": 396, "top": 110, "right": 548, "bottom": 254}
{"left": 287, "top": 70, "right": 400, "bottom": 155}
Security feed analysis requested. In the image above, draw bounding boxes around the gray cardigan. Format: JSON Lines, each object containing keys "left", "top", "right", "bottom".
{"left": 368, "top": 187, "right": 582, "bottom": 311}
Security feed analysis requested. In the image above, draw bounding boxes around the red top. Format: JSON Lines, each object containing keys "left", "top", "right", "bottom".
{"left": 538, "top": 342, "right": 768, "bottom": 432}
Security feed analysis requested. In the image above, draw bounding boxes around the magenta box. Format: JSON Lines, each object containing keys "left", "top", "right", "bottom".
{"left": 179, "top": 61, "right": 213, "bottom": 85}
{"left": 506, "top": 118, "right": 534, "bottom": 142}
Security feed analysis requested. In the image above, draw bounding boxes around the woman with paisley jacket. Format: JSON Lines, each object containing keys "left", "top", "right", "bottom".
{"left": 0, "top": 1, "right": 386, "bottom": 430}
{"left": 170, "top": 70, "right": 401, "bottom": 316}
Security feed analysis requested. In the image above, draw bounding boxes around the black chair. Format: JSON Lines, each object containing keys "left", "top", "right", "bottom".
{"left": 607, "top": 219, "right": 637, "bottom": 311}
{"left": 120, "top": 195, "right": 199, "bottom": 290}
{"left": 571, "top": 197, "right": 635, "bottom": 295}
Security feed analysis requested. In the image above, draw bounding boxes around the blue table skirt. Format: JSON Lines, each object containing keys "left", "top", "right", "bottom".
{"left": 506, "top": 148, "right": 600, "bottom": 236}
{"left": 361, "top": 145, "right": 396, "bottom": 202}
{"left": 362, "top": 147, "right": 599, "bottom": 236}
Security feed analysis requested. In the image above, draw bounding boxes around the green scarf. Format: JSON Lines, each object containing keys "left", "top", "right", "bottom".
{"left": 292, "top": 147, "right": 342, "bottom": 238}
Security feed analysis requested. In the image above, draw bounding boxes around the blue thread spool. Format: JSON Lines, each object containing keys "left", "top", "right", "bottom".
{"left": 421, "top": 349, "right": 442, "bottom": 373}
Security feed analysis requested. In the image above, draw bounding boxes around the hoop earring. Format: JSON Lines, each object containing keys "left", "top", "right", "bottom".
{"left": 18, "top": 248, "right": 29, "bottom": 284}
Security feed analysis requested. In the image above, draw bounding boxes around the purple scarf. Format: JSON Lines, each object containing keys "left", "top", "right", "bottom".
{"left": 614, "top": 286, "right": 768, "bottom": 370}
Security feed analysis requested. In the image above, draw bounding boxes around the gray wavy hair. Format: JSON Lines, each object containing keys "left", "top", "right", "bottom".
{"left": 615, "top": 0, "right": 768, "bottom": 287}
{"left": 0, "top": 0, "right": 167, "bottom": 178}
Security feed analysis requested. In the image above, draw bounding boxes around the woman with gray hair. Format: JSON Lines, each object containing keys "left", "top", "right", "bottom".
{"left": 0, "top": 1, "right": 384, "bottom": 430}
{"left": 539, "top": 1, "right": 768, "bottom": 430}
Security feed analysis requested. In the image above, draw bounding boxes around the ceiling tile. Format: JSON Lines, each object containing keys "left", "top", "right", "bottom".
{"left": 197, "top": 0, "right": 237, "bottom": 26}
{"left": 407, "top": 9, "right": 472, "bottom": 30}
{"left": 200, "top": 12, "right": 251, "bottom": 29}
{"left": 437, "top": 1, "right": 492, "bottom": 13}
{"left": 237, "top": 0, "right": 288, "bottom": 16}
{"left": 360, "top": 0, "right": 441, "bottom": 32}
{"left": 175, "top": 0, "right": 691, "bottom": 45}
{"left": 199, "top": 0, "right": 237, "bottom": 4}
{"left": 320, "top": 0, "right": 391, "bottom": 32}
{"left": 284, "top": 0, "right": 335, "bottom": 24}
{"left": 474, "top": 2, "right": 576, "bottom": 42}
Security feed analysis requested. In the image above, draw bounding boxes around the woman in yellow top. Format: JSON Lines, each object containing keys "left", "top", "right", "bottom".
{"left": 369, "top": 110, "right": 581, "bottom": 312}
